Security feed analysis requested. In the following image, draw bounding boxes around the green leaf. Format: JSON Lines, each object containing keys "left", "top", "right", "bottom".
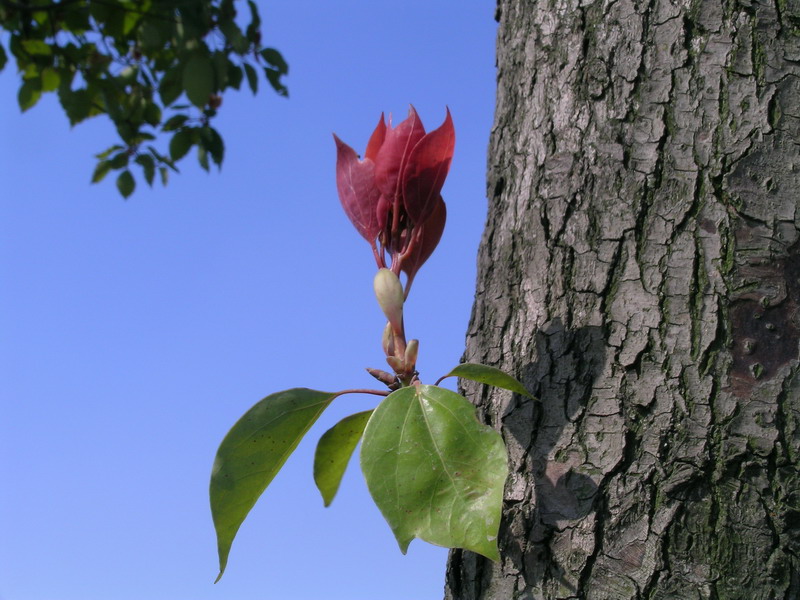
{"left": 139, "top": 18, "right": 171, "bottom": 51}
{"left": 95, "top": 145, "right": 125, "bottom": 160}
{"left": 21, "top": 39, "right": 52, "bottom": 56}
{"left": 59, "top": 88, "right": 93, "bottom": 125}
{"left": 212, "top": 51, "right": 229, "bottom": 88}
{"left": 260, "top": 48, "right": 288, "bottom": 74}
{"left": 361, "top": 385, "right": 507, "bottom": 560}
{"left": 40, "top": 67, "right": 60, "bottom": 92}
{"left": 162, "top": 114, "right": 189, "bottom": 131}
{"left": 210, "top": 388, "right": 338, "bottom": 582}
{"left": 313, "top": 410, "right": 373, "bottom": 507}
{"left": 18, "top": 79, "right": 42, "bottom": 112}
{"left": 264, "top": 67, "right": 288, "bottom": 97}
{"left": 91, "top": 160, "right": 112, "bottom": 183}
{"left": 159, "top": 166, "right": 168, "bottom": 185}
{"left": 227, "top": 62, "right": 243, "bottom": 90}
{"left": 159, "top": 66, "right": 183, "bottom": 106}
{"left": 0, "top": 44, "right": 7, "bottom": 71}
{"left": 247, "top": 0, "right": 261, "bottom": 31}
{"left": 135, "top": 154, "right": 156, "bottom": 186}
{"left": 183, "top": 52, "right": 214, "bottom": 107}
{"left": 143, "top": 101, "right": 162, "bottom": 127}
{"left": 200, "top": 126, "right": 224, "bottom": 167}
{"left": 169, "top": 128, "right": 194, "bottom": 161}
{"left": 219, "top": 19, "right": 248, "bottom": 54}
{"left": 197, "top": 145, "right": 209, "bottom": 171}
{"left": 108, "top": 151, "right": 129, "bottom": 169}
{"left": 440, "top": 363, "right": 532, "bottom": 399}
{"left": 116, "top": 170, "right": 135, "bottom": 198}
{"left": 123, "top": 10, "right": 141, "bottom": 36}
{"left": 243, "top": 63, "right": 257, "bottom": 94}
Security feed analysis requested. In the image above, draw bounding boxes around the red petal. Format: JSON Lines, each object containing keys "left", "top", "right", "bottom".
{"left": 401, "top": 108, "right": 455, "bottom": 224}
{"left": 334, "top": 134, "right": 382, "bottom": 242}
{"left": 374, "top": 106, "right": 427, "bottom": 203}
{"left": 402, "top": 196, "right": 446, "bottom": 278}
{"left": 364, "top": 113, "right": 387, "bottom": 161}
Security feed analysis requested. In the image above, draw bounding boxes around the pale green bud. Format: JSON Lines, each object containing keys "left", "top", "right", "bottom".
{"left": 404, "top": 339, "right": 419, "bottom": 370}
{"left": 374, "top": 268, "right": 404, "bottom": 333}
{"left": 382, "top": 321, "right": 395, "bottom": 356}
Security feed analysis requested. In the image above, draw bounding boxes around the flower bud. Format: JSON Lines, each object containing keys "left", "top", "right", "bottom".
{"left": 374, "top": 268, "right": 404, "bottom": 333}
{"left": 386, "top": 355, "right": 405, "bottom": 375}
{"left": 404, "top": 339, "right": 419, "bottom": 370}
{"left": 366, "top": 367, "right": 398, "bottom": 387}
{"left": 381, "top": 321, "right": 395, "bottom": 356}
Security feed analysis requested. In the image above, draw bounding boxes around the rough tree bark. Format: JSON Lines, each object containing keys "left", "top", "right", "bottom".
{"left": 445, "top": 0, "right": 800, "bottom": 598}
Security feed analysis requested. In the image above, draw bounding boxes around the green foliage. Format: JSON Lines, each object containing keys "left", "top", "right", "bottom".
{"left": 360, "top": 385, "right": 507, "bottom": 560}
{"left": 440, "top": 362, "right": 534, "bottom": 398}
{"left": 209, "top": 363, "right": 528, "bottom": 580}
{"left": 313, "top": 410, "right": 373, "bottom": 507}
{"left": 0, "top": 0, "right": 289, "bottom": 197}
{"left": 209, "top": 388, "right": 338, "bottom": 582}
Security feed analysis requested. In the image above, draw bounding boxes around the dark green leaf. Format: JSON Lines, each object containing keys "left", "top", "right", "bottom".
{"left": 200, "top": 127, "right": 224, "bottom": 166}
{"left": 361, "top": 385, "right": 507, "bottom": 560}
{"left": 159, "top": 66, "right": 183, "bottom": 106}
{"left": 162, "top": 114, "right": 189, "bottom": 131}
{"left": 265, "top": 67, "right": 287, "bottom": 97}
{"left": 108, "top": 151, "right": 129, "bottom": 169}
{"left": 62, "top": 5, "right": 91, "bottom": 32}
{"left": 226, "top": 62, "right": 243, "bottom": 90}
{"left": 143, "top": 101, "right": 162, "bottom": 126}
{"left": 314, "top": 410, "right": 373, "bottom": 507}
{"left": 116, "top": 170, "right": 135, "bottom": 198}
{"left": 212, "top": 51, "right": 228, "bottom": 88}
{"left": 169, "top": 128, "right": 194, "bottom": 161}
{"left": 440, "top": 363, "right": 532, "bottom": 399}
{"left": 135, "top": 154, "right": 155, "bottom": 186}
{"left": 219, "top": 19, "right": 248, "bottom": 54}
{"left": 247, "top": 0, "right": 261, "bottom": 30}
{"left": 260, "top": 48, "right": 288, "bottom": 74}
{"left": 59, "top": 88, "right": 93, "bottom": 125}
{"left": 159, "top": 166, "right": 168, "bottom": 185}
{"left": 0, "top": 44, "right": 7, "bottom": 71}
{"left": 197, "top": 145, "right": 209, "bottom": 171}
{"left": 183, "top": 52, "right": 214, "bottom": 107}
{"left": 244, "top": 63, "right": 257, "bottom": 94}
{"left": 18, "top": 79, "right": 42, "bottom": 112}
{"left": 210, "top": 388, "right": 338, "bottom": 581}
{"left": 140, "top": 18, "right": 171, "bottom": 51}
{"left": 91, "top": 160, "right": 112, "bottom": 183}
{"left": 148, "top": 146, "right": 177, "bottom": 170}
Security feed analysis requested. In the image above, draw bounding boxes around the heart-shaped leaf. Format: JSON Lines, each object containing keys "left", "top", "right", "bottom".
{"left": 210, "top": 388, "right": 337, "bottom": 581}
{"left": 314, "top": 410, "right": 373, "bottom": 506}
{"left": 440, "top": 363, "right": 532, "bottom": 398}
{"left": 360, "top": 385, "right": 507, "bottom": 560}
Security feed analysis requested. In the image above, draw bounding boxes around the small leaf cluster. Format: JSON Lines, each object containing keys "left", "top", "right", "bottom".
{"left": 210, "top": 364, "right": 533, "bottom": 581}
{"left": 0, "top": 0, "right": 289, "bottom": 197}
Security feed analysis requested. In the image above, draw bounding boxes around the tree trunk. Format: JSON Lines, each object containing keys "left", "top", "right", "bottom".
{"left": 445, "top": 0, "right": 800, "bottom": 598}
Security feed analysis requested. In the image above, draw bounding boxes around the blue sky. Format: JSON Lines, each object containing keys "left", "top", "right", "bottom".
{"left": 0, "top": 2, "right": 497, "bottom": 598}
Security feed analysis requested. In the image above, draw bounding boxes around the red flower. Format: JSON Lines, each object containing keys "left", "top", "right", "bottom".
{"left": 334, "top": 107, "right": 455, "bottom": 292}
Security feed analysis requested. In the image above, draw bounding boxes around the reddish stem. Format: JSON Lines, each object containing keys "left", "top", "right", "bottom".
{"left": 334, "top": 388, "right": 391, "bottom": 398}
